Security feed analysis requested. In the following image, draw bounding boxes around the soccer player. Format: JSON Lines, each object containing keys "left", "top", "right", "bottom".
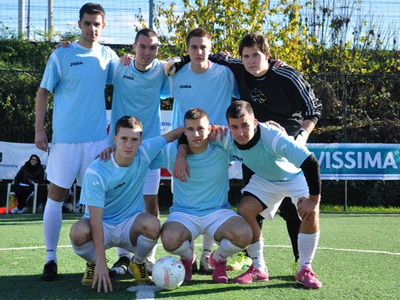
{"left": 35, "top": 3, "right": 118, "bottom": 281}
{"left": 212, "top": 100, "right": 322, "bottom": 288}
{"left": 170, "top": 33, "right": 322, "bottom": 271}
{"left": 107, "top": 28, "right": 170, "bottom": 275}
{"left": 169, "top": 27, "right": 238, "bottom": 129}
{"left": 168, "top": 27, "right": 239, "bottom": 273}
{"left": 69, "top": 116, "right": 183, "bottom": 292}
{"left": 150, "top": 108, "right": 252, "bottom": 283}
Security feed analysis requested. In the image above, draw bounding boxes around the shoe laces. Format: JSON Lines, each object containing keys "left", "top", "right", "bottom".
{"left": 237, "top": 251, "right": 246, "bottom": 263}
{"left": 86, "top": 263, "right": 95, "bottom": 279}
{"left": 133, "top": 262, "right": 148, "bottom": 278}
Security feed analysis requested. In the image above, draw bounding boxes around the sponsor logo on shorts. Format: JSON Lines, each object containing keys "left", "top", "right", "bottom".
{"left": 179, "top": 84, "right": 191, "bottom": 89}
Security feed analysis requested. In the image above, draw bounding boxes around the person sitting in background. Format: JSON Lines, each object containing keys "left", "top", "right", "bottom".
{"left": 11, "top": 154, "right": 45, "bottom": 214}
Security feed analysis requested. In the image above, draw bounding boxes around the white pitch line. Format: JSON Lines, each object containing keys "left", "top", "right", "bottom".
{"left": 1, "top": 244, "right": 399, "bottom": 256}
{"left": 127, "top": 285, "right": 161, "bottom": 300}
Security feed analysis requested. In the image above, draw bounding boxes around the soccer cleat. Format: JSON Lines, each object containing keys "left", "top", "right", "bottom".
{"left": 226, "top": 252, "right": 252, "bottom": 271}
{"left": 129, "top": 258, "right": 151, "bottom": 284}
{"left": 232, "top": 264, "right": 269, "bottom": 284}
{"left": 296, "top": 266, "right": 322, "bottom": 289}
{"left": 109, "top": 256, "right": 130, "bottom": 277}
{"left": 209, "top": 252, "right": 228, "bottom": 283}
{"left": 180, "top": 253, "right": 196, "bottom": 282}
{"left": 144, "top": 257, "right": 155, "bottom": 275}
{"left": 11, "top": 207, "right": 20, "bottom": 214}
{"left": 41, "top": 260, "right": 58, "bottom": 281}
{"left": 17, "top": 207, "right": 28, "bottom": 213}
{"left": 199, "top": 256, "right": 213, "bottom": 275}
{"left": 192, "top": 258, "right": 199, "bottom": 273}
{"left": 81, "top": 262, "right": 96, "bottom": 285}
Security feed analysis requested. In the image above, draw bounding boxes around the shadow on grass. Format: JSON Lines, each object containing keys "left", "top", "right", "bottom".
{"left": 1, "top": 272, "right": 302, "bottom": 300}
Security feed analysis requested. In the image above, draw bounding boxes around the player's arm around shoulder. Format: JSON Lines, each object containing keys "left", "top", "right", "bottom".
{"left": 163, "top": 126, "right": 185, "bottom": 143}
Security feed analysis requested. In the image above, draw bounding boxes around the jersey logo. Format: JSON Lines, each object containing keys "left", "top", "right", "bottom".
{"left": 179, "top": 84, "right": 192, "bottom": 89}
{"left": 232, "top": 155, "right": 243, "bottom": 161}
{"left": 250, "top": 88, "right": 267, "bottom": 104}
{"left": 70, "top": 61, "right": 83, "bottom": 67}
{"left": 92, "top": 181, "right": 101, "bottom": 186}
{"left": 113, "top": 182, "right": 126, "bottom": 190}
{"left": 123, "top": 75, "right": 134, "bottom": 80}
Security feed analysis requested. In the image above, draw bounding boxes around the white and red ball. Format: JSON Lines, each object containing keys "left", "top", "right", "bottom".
{"left": 152, "top": 256, "right": 185, "bottom": 290}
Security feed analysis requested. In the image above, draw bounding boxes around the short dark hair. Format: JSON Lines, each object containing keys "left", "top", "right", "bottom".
{"left": 115, "top": 116, "right": 143, "bottom": 136}
{"left": 79, "top": 3, "right": 105, "bottom": 21}
{"left": 184, "top": 108, "right": 209, "bottom": 125}
{"left": 135, "top": 28, "right": 158, "bottom": 44}
{"left": 226, "top": 100, "right": 254, "bottom": 120}
{"left": 239, "top": 33, "right": 270, "bottom": 57}
{"left": 186, "top": 27, "right": 211, "bottom": 47}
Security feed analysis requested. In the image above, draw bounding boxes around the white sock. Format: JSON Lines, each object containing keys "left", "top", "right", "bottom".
{"left": 71, "top": 240, "right": 96, "bottom": 263}
{"left": 298, "top": 232, "right": 320, "bottom": 272}
{"left": 116, "top": 247, "right": 131, "bottom": 259}
{"left": 246, "top": 239, "right": 267, "bottom": 272}
{"left": 169, "top": 240, "right": 193, "bottom": 260}
{"left": 213, "top": 239, "right": 243, "bottom": 260}
{"left": 146, "top": 244, "right": 157, "bottom": 262}
{"left": 201, "top": 236, "right": 214, "bottom": 259}
{"left": 43, "top": 198, "right": 63, "bottom": 263}
{"left": 134, "top": 235, "right": 158, "bottom": 263}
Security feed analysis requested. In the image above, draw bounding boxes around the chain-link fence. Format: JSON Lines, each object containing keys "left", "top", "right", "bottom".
{"left": 1, "top": 66, "right": 399, "bottom": 208}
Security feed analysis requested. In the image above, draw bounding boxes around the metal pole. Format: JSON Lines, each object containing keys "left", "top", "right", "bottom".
{"left": 342, "top": 74, "right": 348, "bottom": 142}
{"left": 48, "top": 0, "right": 53, "bottom": 41}
{"left": 149, "top": 0, "right": 154, "bottom": 29}
{"left": 313, "top": 0, "right": 316, "bottom": 38}
{"left": 18, "top": 0, "right": 25, "bottom": 38}
{"left": 27, "top": 0, "right": 31, "bottom": 40}
{"left": 342, "top": 74, "right": 348, "bottom": 211}
{"left": 344, "top": 180, "right": 348, "bottom": 211}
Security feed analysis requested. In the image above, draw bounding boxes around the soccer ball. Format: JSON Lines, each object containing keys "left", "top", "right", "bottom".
{"left": 152, "top": 256, "right": 185, "bottom": 290}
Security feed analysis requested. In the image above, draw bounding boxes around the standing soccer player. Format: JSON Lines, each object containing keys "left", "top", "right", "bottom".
{"left": 107, "top": 28, "right": 170, "bottom": 275}
{"left": 35, "top": 3, "right": 118, "bottom": 281}
{"left": 168, "top": 27, "right": 239, "bottom": 273}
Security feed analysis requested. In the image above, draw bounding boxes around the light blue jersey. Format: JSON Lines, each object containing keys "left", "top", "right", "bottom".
{"left": 40, "top": 42, "right": 118, "bottom": 143}
{"left": 80, "top": 136, "right": 167, "bottom": 225}
{"left": 213, "top": 123, "right": 312, "bottom": 182}
{"left": 170, "top": 61, "right": 239, "bottom": 128}
{"left": 150, "top": 142, "right": 231, "bottom": 216}
{"left": 109, "top": 59, "right": 170, "bottom": 143}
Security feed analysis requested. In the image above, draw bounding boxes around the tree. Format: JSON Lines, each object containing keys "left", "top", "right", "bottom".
{"left": 148, "top": 0, "right": 310, "bottom": 70}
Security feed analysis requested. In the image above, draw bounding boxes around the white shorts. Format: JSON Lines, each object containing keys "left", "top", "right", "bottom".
{"left": 164, "top": 209, "right": 241, "bottom": 241}
{"left": 143, "top": 168, "right": 160, "bottom": 195}
{"left": 102, "top": 212, "right": 141, "bottom": 252}
{"left": 47, "top": 139, "right": 108, "bottom": 188}
{"left": 242, "top": 174, "right": 309, "bottom": 221}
